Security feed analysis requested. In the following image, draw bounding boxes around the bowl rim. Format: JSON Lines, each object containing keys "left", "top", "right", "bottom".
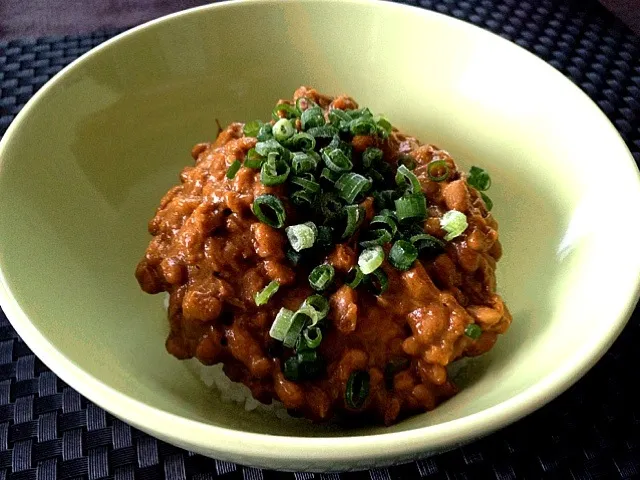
{"left": 1, "top": 0, "right": 640, "bottom": 468}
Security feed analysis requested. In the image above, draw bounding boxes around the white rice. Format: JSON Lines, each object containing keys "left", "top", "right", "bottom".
{"left": 163, "top": 294, "right": 292, "bottom": 419}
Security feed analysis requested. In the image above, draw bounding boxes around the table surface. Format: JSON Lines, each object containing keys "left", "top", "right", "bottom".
{"left": 0, "top": 0, "right": 640, "bottom": 479}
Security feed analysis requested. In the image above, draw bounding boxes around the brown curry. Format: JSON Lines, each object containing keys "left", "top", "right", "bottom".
{"left": 135, "top": 87, "right": 511, "bottom": 425}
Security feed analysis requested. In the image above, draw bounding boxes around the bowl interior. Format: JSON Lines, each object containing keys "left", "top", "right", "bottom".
{"left": 0, "top": 0, "right": 639, "bottom": 444}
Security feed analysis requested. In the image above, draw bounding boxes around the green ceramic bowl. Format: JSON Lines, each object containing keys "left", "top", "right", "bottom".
{"left": 1, "top": 0, "right": 639, "bottom": 472}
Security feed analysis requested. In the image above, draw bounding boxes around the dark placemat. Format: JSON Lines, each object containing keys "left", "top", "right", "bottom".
{"left": 1, "top": 0, "right": 639, "bottom": 478}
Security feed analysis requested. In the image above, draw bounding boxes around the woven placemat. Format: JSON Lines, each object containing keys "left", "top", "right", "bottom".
{"left": 1, "top": 0, "right": 639, "bottom": 478}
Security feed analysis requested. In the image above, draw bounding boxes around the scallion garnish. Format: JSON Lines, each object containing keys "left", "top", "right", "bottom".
{"left": 335, "top": 173, "right": 372, "bottom": 203}
{"left": 345, "top": 371, "right": 370, "bottom": 409}
{"left": 366, "top": 268, "right": 388, "bottom": 295}
{"left": 303, "top": 326, "right": 323, "bottom": 349}
{"left": 272, "top": 103, "right": 300, "bottom": 120}
{"left": 388, "top": 240, "right": 418, "bottom": 271}
{"left": 291, "top": 151, "right": 319, "bottom": 174}
{"left": 320, "top": 167, "right": 341, "bottom": 184}
{"left": 395, "top": 193, "right": 427, "bottom": 223}
{"left": 286, "top": 223, "right": 316, "bottom": 252}
{"left": 257, "top": 123, "right": 273, "bottom": 141}
{"left": 244, "top": 148, "right": 265, "bottom": 169}
{"left": 291, "top": 189, "right": 316, "bottom": 207}
{"left": 301, "top": 106, "right": 325, "bottom": 130}
{"left": 309, "top": 264, "right": 335, "bottom": 291}
{"left": 260, "top": 155, "right": 290, "bottom": 186}
{"left": 282, "top": 312, "right": 307, "bottom": 348}
{"left": 342, "top": 205, "right": 365, "bottom": 239}
{"left": 269, "top": 308, "right": 294, "bottom": 341}
{"left": 288, "top": 132, "right": 316, "bottom": 151}
{"left": 321, "top": 145, "right": 353, "bottom": 172}
{"left": 396, "top": 154, "right": 416, "bottom": 170}
{"left": 272, "top": 118, "right": 295, "bottom": 142}
{"left": 255, "top": 139, "right": 290, "bottom": 161}
{"left": 345, "top": 266, "right": 364, "bottom": 288}
{"left": 370, "top": 213, "right": 398, "bottom": 236}
{"left": 358, "top": 245, "right": 384, "bottom": 275}
{"left": 291, "top": 174, "right": 321, "bottom": 193}
{"left": 465, "top": 323, "right": 482, "bottom": 340}
{"left": 307, "top": 125, "right": 339, "bottom": 138}
{"left": 243, "top": 120, "right": 262, "bottom": 137}
{"left": 362, "top": 147, "right": 383, "bottom": 168}
{"left": 252, "top": 194, "right": 286, "bottom": 228}
{"left": 359, "top": 229, "right": 392, "bottom": 248}
{"left": 302, "top": 294, "right": 329, "bottom": 319}
{"left": 481, "top": 192, "right": 493, "bottom": 211}
{"left": 440, "top": 210, "right": 468, "bottom": 241}
{"left": 255, "top": 280, "right": 280, "bottom": 306}
{"left": 467, "top": 166, "right": 491, "bottom": 191}
{"left": 410, "top": 233, "right": 445, "bottom": 254}
{"left": 226, "top": 160, "right": 241, "bottom": 179}
{"left": 395, "top": 164, "right": 421, "bottom": 193}
{"left": 427, "top": 159, "right": 450, "bottom": 182}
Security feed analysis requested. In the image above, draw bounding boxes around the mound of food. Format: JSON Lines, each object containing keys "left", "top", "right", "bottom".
{"left": 135, "top": 86, "right": 511, "bottom": 425}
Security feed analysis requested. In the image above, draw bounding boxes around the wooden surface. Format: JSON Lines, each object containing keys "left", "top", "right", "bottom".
{"left": 0, "top": 0, "right": 639, "bottom": 41}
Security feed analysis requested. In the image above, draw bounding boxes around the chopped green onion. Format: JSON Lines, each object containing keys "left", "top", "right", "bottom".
{"left": 315, "top": 225, "right": 333, "bottom": 248}
{"left": 328, "top": 134, "right": 353, "bottom": 157}
{"left": 335, "top": 173, "right": 371, "bottom": 203}
{"left": 244, "top": 148, "right": 265, "bottom": 169}
{"left": 373, "top": 190, "right": 397, "bottom": 210}
{"left": 286, "top": 248, "right": 303, "bottom": 266}
{"left": 297, "top": 348, "right": 317, "bottom": 364}
{"left": 226, "top": 160, "right": 241, "bottom": 179}
{"left": 301, "top": 106, "right": 325, "bottom": 130}
{"left": 349, "top": 116, "right": 377, "bottom": 136}
{"left": 255, "top": 139, "right": 290, "bottom": 161}
{"left": 286, "top": 223, "right": 316, "bottom": 252}
{"left": 467, "top": 166, "right": 491, "bottom": 191}
{"left": 359, "top": 229, "right": 392, "bottom": 248}
{"left": 396, "top": 154, "right": 416, "bottom": 170}
{"left": 291, "top": 189, "right": 316, "bottom": 207}
{"left": 319, "top": 192, "right": 343, "bottom": 222}
{"left": 302, "top": 294, "right": 329, "bottom": 319}
{"left": 291, "top": 174, "right": 321, "bottom": 193}
{"left": 481, "top": 192, "right": 493, "bottom": 211}
{"left": 440, "top": 210, "right": 468, "bottom": 241}
{"left": 370, "top": 214, "right": 398, "bottom": 236}
{"left": 257, "top": 123, "right": 273, "bottom": 141}
{"left": 345, "top": 371, "right": 370, "bottom": 409}
{"left": 365, "top": 268, "right": 388, "bottom": 295}
{"left": 410, "top": 233, "right": 445, "bottom": 254}
{"left": 388, "top": 239, "right": 419, "bottom": 271}
{"left": 272, "top": 118, "right": 295, "bottom": 142}
{"left": 328, "top": 108, "right": 351, "bottom": 127}
{"left": 358, "top": 245, "right": 384, "bottom": 275}
{"left": 342, "top": 205, "right": 365, "bottom": 239}
{"left": 309, "top": 264, "right": 335, "bottom": 291}
{"left": 255, "top": 280, "right": 280, "bottom": 306}
{"left": 288, "top": 132, "right": 316, "bottom": 151}
{"left": 395, "top": 164, "right": 422, "bottom": 193}
{"left": 427, "top": 160, "right": 450, "bottom": 182}
{"left": 252, "top": 194, "right": 286, "bottom": 228}
{"left": 347, "top": 107, "right": 372, "bottom": 119}
{"left": 465, "top": 323, "right": 482, "bottom": 340}
{"left": 375, "top": 115, "right": 392, "bottom": 138}
{"left": 243, "top": 120, "right": 262, "bottom": 137}
{"left": 366, "top": 168, "right": 385, "bottom": 186}
{"left": 362, "top": 147, "right": 384, "bottom": 168}
{"left": 283, "top": 308, "right": 313, "bottom": 348}
{"left": 345, "top": 266, "right": 364, "bottom": 288}
{"left": 291, "top": 151, "right": 319, "bottom": 174}
{"left": 269, "top": 307, "right": 294, "bottom": 341}
{"left": 260, "top": 155, "right": 290, "bottom": 186}
{"left": 272, "top": 102, "right": 300, "bottom": 120}
{"left": 283, "top": 356, "right": 300, "bottom": 381}
{"left": 395, "top": 193, "right": 428, "bottom": 223}
{"left": 303, "top": 327, "right": 323, "bottom": 349}
{"left": 307, "top": 125, "right": 339, "bottom": 138}
{"left": 321, "top": 146, "right": 353, "bottom": 172}
{"left": 320, "top": 167, "right": 341, "bottom": 183}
